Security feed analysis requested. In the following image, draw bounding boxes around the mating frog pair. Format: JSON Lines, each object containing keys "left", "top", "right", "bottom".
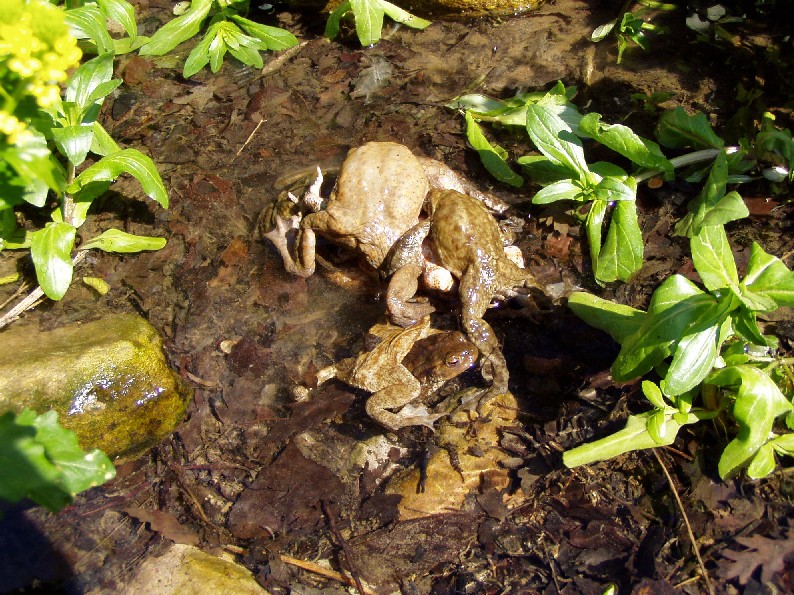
{"left": 262, "top": 142, "right": 542, "bottom": 429}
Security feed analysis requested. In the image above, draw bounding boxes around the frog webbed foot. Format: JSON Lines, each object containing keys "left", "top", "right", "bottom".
{"left": 387, "top": 403, "right": 448, "bottom": 431}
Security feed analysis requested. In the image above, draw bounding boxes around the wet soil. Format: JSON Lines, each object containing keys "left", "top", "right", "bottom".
{"left": 2, "top": 0, "right": 794, "bottom": 593}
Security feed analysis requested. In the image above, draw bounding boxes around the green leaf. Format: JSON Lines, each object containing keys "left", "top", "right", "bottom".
{"left": 585, "top": 198, "right": 607, "bottom": 276}
{"left": 731, "top": 307, "right": 768, "bottom": 346}
{"left": 29, "top": 222, "right": 77, "bottom": 300}
{"left": 0, "top": 409, "right": 115, "bottom": 512}
{"left": 741, "top": 242, "right": 794, "bottom": 310}
{"left": 465, "top": 112, "right": 523, "bottom": 187}
{"left": 709, "top": 365, "right": 793, "bottom": 478}
{"left": 532, "top": 179, "right": 581, "bottom": 204}
{"left": 380, "top": 0, "right": 431, "bottom": 29}
{"left": 771, "top": 434, "right": 794, "bottom": 457}
{"left": 642, "top": 380, "right": 667, "bottom": 410}
{"left": 231, "top": 15, "right": 299, "bottom": 50}
{"left": 79, "top": 229, "right": 167, "bottom": 253}
{"left": 613, "top": 275, "right": 715, "bottom": 381}
{"left": 655, "top": 107, "right": 724, "bottom": 150}
{"left": 746, "top": 443, "right": 776, "bottom": 479}
{"left": 139, "top": 0, "right": 214, "bottom": 56}
{"left": 350, "top": 0, "right": 384, "bottom": 46}
{"left": 567, "top": 291, "right": 646, "bottom": 343}
{"left": 663, "top": 319, "right": 721, "bottom": 396}
{"left": 66, "top": 53, "right": 116, "bottom": 116}
{"left": 183, "top": 24, "right": 216, "bottom": 78}
{"left": 563, "top": 411, "right": 700, "bottom": 468}
{"left": 691, "top": 224, "right": 739, "bottom": 293}
{"left": 91, "top": 122, "right": 121, "bottom": 157}
{"left": 65, "top": 4, "right": 115, "bottom": 54}
{"left": 96, "top": 0, "right": 138, "bottom": 40}
{"left": 325, "top": 0, "right": 352, "bottom": 40}
{"left": 579, "top": 112, "right": 673, "bottom": 174}
{"left": 595, "top": 199, "right": 643, "bottom": 283}
{"left": 517, "top": 155, "right": 574, "bottom": 185}
{"left": 4, "top": 131, "right": 65, "bottom": 194}
{"left": 526, "top": 103, "right": 589, "bottom": 176}
{"left": 68, "top": 149, "right": 169, "bottom": 208}
{"left": 674, "top": 150, "right": 748, "bottom": 237}
{"left": 51, "top": 125, "right": 94, "bottom": 167}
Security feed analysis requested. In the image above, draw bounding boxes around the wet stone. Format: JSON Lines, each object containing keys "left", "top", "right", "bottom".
{"left": 0, "top": 313, "right": 192, "bottom": 461}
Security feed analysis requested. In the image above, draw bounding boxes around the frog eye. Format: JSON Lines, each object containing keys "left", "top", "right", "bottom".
{"left": 446, "top": 355, "right": 462, "bottom": 367}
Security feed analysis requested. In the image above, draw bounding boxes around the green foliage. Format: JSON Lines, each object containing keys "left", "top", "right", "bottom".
{"left": 139, "top": 0, "right": 298, "bottom": 78}
{"left": 65, "top": 0, "right": 147, "bottom": 55}
{"left": 0, "top": 409, "right": 116, "bottom": 513}
{"left": 325, "top": 0, "right": 430, "bottom": 47}
{"left": 565, "top": 227, "right": 794, "bottom": 479}
{"left": 2, "top": 52, "right": 169, "bottom": 300}
{"left": 455, "top": 83, "right": 663, "bottom": 283}
{"left": 591, "top": 2, "right": 675, "bottom": 64}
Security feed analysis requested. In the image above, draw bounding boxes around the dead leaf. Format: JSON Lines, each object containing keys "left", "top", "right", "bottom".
{"left": 717, "top": 530, "right": 794, "bottom": 584}
{"left": 123, "top": 506, "right": 200, "bottom": 546}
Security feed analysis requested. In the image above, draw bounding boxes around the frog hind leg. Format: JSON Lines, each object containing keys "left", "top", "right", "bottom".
{"left": 366, "top": 375, "right": 441, "bottom": 431}
{"left": 262, "top": 213, "right": 317, "bottom": 277}
{"left": 458, "top": 266, "right": 510, "bottom": 410}
{"left": 385, "top": 221, "right": 435, "bottom": 327}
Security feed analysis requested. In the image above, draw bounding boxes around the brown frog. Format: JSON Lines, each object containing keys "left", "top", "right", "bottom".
{"left": 425, "top": 188, "right": 543, "bottom": 406}
{"left": 262, "top": 142, "right": 512, "bottom": 326}
{"left": 315, "top": 316, "right": 479, "bottom": 431}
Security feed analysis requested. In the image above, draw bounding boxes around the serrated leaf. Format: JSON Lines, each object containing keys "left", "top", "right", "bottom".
{"left": 526, "top": 103, "right": 589, "bottom": 176}
{"left": 655, "top": 107, "right": 724, "bottom": 150}
{"left": 69, "top": 149, "right": 168, "bottom": 208}
{"left": 579, "top": 112, "right": 673, "bottom": 174}
{"left": 79, "top": 229, "right": 167, "bottom": 253}
{"left": 709, "top": 365, "right": 793, "bottom": 478}
{"left": 567, "top": 291, "right": 646, "bottom": 344}
{"left": 30, "top": 222, "right": 76, "bottom": 300}
{"left": 465, "top": 112, "right": 523, "bottom": 187}
{"left": 139, "top": 0, "right": 214, "bottom": 56}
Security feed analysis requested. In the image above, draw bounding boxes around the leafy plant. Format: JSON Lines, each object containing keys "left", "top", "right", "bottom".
{"left": 591, "top": 1, "right": 674, "bottom": 64}
{"left": 564, "top": 152, "right": 794, "bottom": 478}
{"left": 0, "top": 409, "right": 116, "bottom": 513}
{"left": 325, "top": 0, "right": 431, "bottom": 47}
{"left": 139, "top": 0, "right": 298, "bottom": 78}
{"left": 453, "top": 83, "right": 672, "bottom": 283}
{"left": 64, "top": 0, "right": 147, "bottom": 56}
{"left": 3, "top": 52, "right": 168, "bottom": 300}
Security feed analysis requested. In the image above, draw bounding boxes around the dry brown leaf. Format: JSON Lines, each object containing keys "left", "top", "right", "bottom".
{"left": 717, "top": 530, "right": 794, "bottom": 584}
{"left": 123, "top": 506, "right": 200, "bottom": 546}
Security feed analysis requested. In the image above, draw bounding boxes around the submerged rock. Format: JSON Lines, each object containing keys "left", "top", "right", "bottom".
{"left": 0, "top": 313, "right": 191, "bottom": 461}
{"left": 121, "top": 544, "right": 268, "bottom": 595}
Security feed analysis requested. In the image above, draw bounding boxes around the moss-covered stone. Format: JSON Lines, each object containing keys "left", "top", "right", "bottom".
{"left": 0, "top": 314, "right": 191, "bottom": 461}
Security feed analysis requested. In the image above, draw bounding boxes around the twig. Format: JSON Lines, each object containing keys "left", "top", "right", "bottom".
{"left": 652, "top": 448, "right": 715, "bottom": 595}
{"left": 232, "top": 118, "right": 265, "bottom": 161}
{"left": 0, "top": 251, "right": 87, "bottom": 330}
{"left": 278, "top": 554, "right": 375, "bottom": 595}
{"left": 321, "top": 499, "right": 366, "bottom": 595}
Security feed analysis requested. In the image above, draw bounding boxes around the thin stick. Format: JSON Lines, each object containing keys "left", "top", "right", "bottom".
{"left": 0, "top": 251, "right": 87, "bottom": 330}
{"left": 321, "top": 499, "right": 366, "bottom": 595}
{"left": 652, "top": 448, "right": 714, "bottom": 595}
{"left": 233, "top": 118, "right": 265, "bottom": 161}
{"left": 279, "top": 554, "right": 375, "bottom": 595}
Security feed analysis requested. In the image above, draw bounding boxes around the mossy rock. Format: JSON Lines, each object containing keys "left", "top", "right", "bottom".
{"left": 0, "top": 314, "right": 191, "bottom": 461}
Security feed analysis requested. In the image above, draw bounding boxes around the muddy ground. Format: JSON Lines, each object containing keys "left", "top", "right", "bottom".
{"left": 1, "top": 0, "right": 793, "bottom": 593}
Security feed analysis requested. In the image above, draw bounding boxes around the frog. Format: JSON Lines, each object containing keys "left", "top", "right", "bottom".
{"left": 423, "top": 188, "right": 544, "bottom": 407}
{"left": 261, "top": 142, "right": 514, "bottom": 327}
{"left": 315, "top": 316, "right": 479, "bottom": 432}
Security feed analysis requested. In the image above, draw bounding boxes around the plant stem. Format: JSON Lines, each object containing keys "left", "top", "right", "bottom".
{"left": 0, "top": 251, "right": 87, "bottom": 330}
{"left": 63, "top": 162, "right": 76, "bottom": 226}
{"left": 635, "top": 148, "right": 727, "bottom": 183}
